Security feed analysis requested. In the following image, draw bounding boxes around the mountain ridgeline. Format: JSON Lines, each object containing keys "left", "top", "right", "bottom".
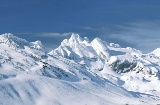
{"left": 0, "top": 33, "right": 160, "bottom": 105}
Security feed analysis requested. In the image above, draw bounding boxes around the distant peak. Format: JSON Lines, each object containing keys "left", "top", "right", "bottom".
{"left": 151, "top": 48, "right": 160, "bottom": 56}
{"left": 92, "top": 37, "right": 102, "bottom": 42}
{"left": 70, "top": 33, "right": 80, "bottom": 38}
{"left": 68, "top": 33, "right": 83, "bottom": 43}
{"left": 0, "top": 33, "right": 29, "bottom": 48}
{"left": 92, "top": 37, "right": 108, "bottom": 46}
{"left": 30, "top": 40, "right": 46, "bottom": 51}
{"left": 0, "top": 33, "right": 27, "bottom": 42}
{"left": 1, "top": 33, "right": 14, "bottom": 38}
{"left": 70, "top": 33, "right": 81, "bottom": 40}
{"left": 91, "top": 37, "right": 107, "bottom": 48}
{"left": 83, "top": 37, "right": 90, "bottom": 42}
{"left": 1, "top": 33, "right": 17, "bottom": 40}
{"left": 33, "top": 40, "right": 43, "bottom": 46}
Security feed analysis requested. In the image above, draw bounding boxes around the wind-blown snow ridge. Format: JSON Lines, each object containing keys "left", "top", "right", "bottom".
{"left": 0, "top": 33, "right": 160, "bottom": 105}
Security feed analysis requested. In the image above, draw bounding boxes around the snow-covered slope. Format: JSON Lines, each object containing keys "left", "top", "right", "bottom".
{"left": 0, "top": 33, "right": 160, "bottom": 105}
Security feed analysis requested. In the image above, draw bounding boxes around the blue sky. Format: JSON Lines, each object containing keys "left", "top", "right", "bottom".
{"left": 1, "top": 0, "right": 160, "bottom": 53}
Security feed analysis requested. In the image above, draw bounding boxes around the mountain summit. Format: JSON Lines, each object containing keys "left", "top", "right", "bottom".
{"left": 0, "top": 33, "right": 160, "bottom": 105}
{"left": 0, "top": 33, "right": 29, "bottom": 48}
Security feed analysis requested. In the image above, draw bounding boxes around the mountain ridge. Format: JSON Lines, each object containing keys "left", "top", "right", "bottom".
{"left": 0, "top": 33, "right": 160, "bottom": 105}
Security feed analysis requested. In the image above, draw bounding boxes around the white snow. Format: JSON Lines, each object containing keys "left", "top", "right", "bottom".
{"left": 108, "top": 56, "right": 118, "bottom": 64}
{"left": 0, "top": 33, "right": 160, "bottom": 105}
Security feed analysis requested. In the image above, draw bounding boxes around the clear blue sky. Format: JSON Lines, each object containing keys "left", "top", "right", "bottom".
{"left": 1, "top": 0, "right": 160, "bottom": 53}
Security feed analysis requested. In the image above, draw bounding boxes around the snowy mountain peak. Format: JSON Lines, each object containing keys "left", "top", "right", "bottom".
{"left": 70, "top": 33, "right": 81, "bottom": 40}
{"left": 83, "top": 37, "right": 90, "bottom": 42}
{"left": 1, "top": 33, "right": 14, "bottom": 38}
{"left": 91, "top": 37, "right": 110, "bottom": 60}
{"left": 151, "top": 48, "right": 160, "bottom": 56}
{"left": 91, "top": 37, "right": 108, "bottom": 50}
{"left": 30, "top": 40, "right": 47, "bottom": 52}
{"left": 0, "top": 33, "right": 29, "bottom": 48}
{"left": 33, "top": 40, "right": 42, "bottom": 46}
{"left": 68, "top": 33, "right": 83, "bottom": 43}
{"left": 0, "top": 33, "right": 28, "bottom": 43}
{"left": 50, "top": 34, "right": 111, "bottom": 71}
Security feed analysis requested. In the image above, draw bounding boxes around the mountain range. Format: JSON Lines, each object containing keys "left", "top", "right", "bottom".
{"left": 0, "top": 33, "right": 160, "bottom": 105}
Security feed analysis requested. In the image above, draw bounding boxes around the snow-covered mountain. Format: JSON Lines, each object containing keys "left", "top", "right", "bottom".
{"left": 0, "top": 33, "right": 160, "bottom": 105}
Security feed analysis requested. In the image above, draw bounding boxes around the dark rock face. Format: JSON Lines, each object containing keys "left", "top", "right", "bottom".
{"left": 110, "top": 60, "right": 137, "bottom": 73}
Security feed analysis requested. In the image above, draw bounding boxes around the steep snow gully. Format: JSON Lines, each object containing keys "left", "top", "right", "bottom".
{"left": 0, "top": 33, "right": 160, "bottom": 105}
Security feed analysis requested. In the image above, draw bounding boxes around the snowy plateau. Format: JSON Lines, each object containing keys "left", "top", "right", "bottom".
{"left": 0, "top": 33, "right": 160, "bottom": 105}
